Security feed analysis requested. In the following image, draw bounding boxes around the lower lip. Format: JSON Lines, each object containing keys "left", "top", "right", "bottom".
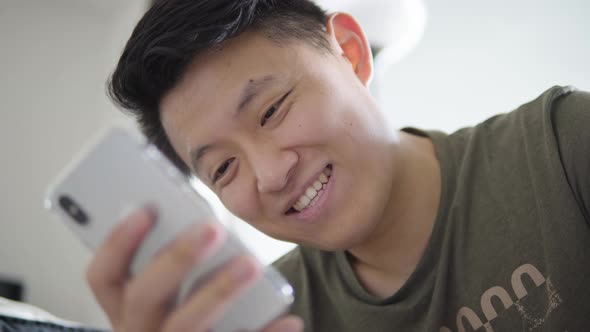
{"left": 292, "top": 170, "right": 334, "bottom": 221}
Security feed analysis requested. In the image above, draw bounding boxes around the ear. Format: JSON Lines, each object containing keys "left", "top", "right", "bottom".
{"left": 325, "top": 12, "right": 373, "bottom": 86}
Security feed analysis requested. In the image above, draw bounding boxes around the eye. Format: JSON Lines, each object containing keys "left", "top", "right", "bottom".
{"left": 260, "top": 91, "right": 291, "bottom": 126}
{"left": 260, "top": 103, "right": 279, "bottom": 126}
{"left": 212, "top": 158, "right": 235, "bottom": 183}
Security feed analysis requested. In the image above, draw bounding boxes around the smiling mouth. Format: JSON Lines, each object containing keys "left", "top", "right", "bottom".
{"left": 285, "top": 164, "right": 332, "bottom": 215}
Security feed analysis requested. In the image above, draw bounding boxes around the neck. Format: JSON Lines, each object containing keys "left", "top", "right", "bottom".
{"left": 347, "top": 131, "right": 441, "bottom": 298}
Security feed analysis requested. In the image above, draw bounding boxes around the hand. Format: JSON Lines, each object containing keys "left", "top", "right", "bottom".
{"left": 86, "top": 207, "right": 303, "bottom": 332}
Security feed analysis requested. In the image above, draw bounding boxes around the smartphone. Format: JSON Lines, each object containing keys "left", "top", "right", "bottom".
{"left": 44, "top": 128, "right": 294, "bottom": 332}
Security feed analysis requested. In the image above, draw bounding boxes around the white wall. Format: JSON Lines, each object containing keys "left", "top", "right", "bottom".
{"left": 380, "top": 0, "right": 590, "bottom": 131}
{"left": 0, "top": 0, "right": 588, "bottom": 328}
{"left": 0, "top": 0, "right": 146, "bottom": 327}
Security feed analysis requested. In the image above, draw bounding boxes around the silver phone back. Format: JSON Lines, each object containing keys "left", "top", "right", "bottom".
{"left": 45, "top": 128, "right": 293, "bottom": 332}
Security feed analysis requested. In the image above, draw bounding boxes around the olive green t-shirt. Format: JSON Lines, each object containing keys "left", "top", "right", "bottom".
{"left": 273, "top": 86, "right": 590, "bottom": 331}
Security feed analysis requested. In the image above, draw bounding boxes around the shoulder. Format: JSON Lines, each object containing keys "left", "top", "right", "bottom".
{"left": 502, "top": 85, "right": 588, "bottom": 128}
{"left": 504, "top": 85, "right": 590, "bottom": 155}
{"left": 475, "top": 86, "right": 577, "bottom": 132}
{"left": 480, "top": 85, "right": 590, "bottom": 221}
{"left": 470, "top": 85, "right": 589, "bottom": 164}
{"left": 549, "top": 87, "right": 590, "bottom": 168}
{"left": 550, "top": 87, "right": 590, "bottom": 134}
{"left": 454, "top": 86, "right": 584, "bottom": 147}
{"left": 549, "top": 87, "right": 590, "bottom": 221}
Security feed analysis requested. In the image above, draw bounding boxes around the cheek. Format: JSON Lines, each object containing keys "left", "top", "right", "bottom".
{"left": 284, "top": 96, "right": 347, "bottom": 141}
{"left": 219, "top": 177, "right": 259, "bottom": 222}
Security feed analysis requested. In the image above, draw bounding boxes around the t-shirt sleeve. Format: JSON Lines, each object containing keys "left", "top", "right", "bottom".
{"left": 551, "top": 89, "right": 590, "bottom": 223}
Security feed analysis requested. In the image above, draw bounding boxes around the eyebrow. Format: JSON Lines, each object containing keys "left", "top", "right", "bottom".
{"left": 237, "top": 75, "right": 278, "bottom": 114}
{"left": 190, "top": 75, "right": 279, "bottom": 176}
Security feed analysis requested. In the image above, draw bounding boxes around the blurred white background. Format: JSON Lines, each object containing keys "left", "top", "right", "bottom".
{"left": 0, "top": 0, "right": 588, "bottom": 328}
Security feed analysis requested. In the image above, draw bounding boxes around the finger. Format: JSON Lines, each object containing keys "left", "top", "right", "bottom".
{"left": 261, "top": 315, "right": 304, "bottom": 332}
{"left": 122, "top": 222, "right": 225, "bottom": 332}
{"left": 161, "top": 255, "right": 261, "bottom": 332}
{"left": 86, "top": 207, "right": 155, "bottom": 323}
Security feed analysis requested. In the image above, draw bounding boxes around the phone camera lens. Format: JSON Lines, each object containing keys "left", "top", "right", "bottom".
{"left": 58, "top": 195, "right": 89, "bottom": 225}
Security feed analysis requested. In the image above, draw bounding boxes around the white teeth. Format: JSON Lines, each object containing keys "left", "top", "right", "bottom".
{"left": 299, "top": 195, "right": 311, "bottom": 206}
{"left": 291, "top": 167, "right": 333, "bottom": 213}
{"left": 293, "top": 201, "right": 304, "bottom": 211}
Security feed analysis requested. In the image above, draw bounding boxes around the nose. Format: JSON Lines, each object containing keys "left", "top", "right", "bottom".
{"left": 250, "top": 144, "right": 298, "bottom": 193}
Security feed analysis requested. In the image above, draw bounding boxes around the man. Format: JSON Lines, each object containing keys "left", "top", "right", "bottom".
{"left": 87, "top": 0, "right": 590, "bottom": 331}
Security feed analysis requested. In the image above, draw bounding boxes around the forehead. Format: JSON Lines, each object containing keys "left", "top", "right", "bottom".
{"left": 162, "top": 32, "right": 297, "bottom": 112}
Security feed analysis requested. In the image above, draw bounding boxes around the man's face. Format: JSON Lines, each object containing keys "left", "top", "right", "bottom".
{"left": 161, "top": 30, "right": 397, "bottom": 250}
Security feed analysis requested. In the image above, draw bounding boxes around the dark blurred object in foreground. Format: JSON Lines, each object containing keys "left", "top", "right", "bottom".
{"left": 0, "top": 277, "right": 23, "bottom": 301}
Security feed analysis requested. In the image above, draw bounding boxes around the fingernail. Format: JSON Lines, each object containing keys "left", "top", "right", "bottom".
{"left": 184, "top": 223, "right": 215, "bottom": 245}
{"left": 125, "top": 208, "right": 154, "bottom": 233}
{"left": 199, "top": 223, "right": 217, "bottom": 244}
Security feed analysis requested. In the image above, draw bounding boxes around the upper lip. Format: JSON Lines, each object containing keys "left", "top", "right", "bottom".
{"left": 283, "top": 165, "right": 329, "bottom": 214}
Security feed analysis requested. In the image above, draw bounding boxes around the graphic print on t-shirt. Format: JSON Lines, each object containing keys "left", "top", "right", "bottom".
{"left": 439, "top": 263, "right": 562, "bottom": 332}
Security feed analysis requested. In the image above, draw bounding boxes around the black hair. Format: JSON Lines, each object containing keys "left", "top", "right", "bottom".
{"left": 107, "top": 0, "right": 330, "bottom": 175}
